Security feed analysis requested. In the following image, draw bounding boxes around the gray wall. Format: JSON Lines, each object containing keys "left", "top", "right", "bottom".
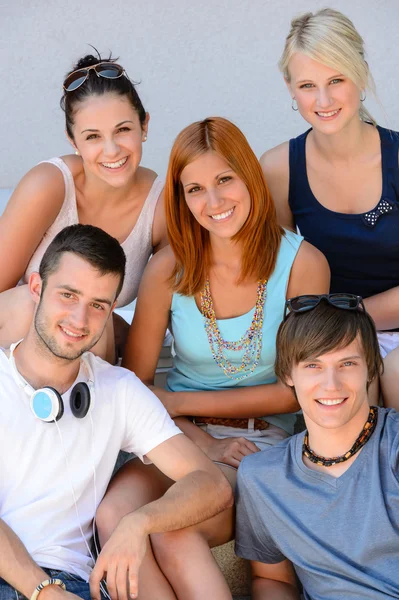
{"left": 1, "top": 0, "right": 399, "bottom": 194}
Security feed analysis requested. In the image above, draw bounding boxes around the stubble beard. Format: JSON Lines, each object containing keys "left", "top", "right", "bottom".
{"left": 34, "top": 298, "right": 104, "bottom": 361}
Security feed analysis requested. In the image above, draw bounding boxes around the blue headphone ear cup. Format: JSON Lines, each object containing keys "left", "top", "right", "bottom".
{"left": 30, "top": 387, "right": 64, "bottom": 422}
{"left": 70, "top": 382, "right": 91, "bottom": 418}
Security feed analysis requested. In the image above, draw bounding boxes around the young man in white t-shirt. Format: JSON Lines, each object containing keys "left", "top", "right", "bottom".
{"left": 0, "top": 224, "right": 233, "bottom": 600}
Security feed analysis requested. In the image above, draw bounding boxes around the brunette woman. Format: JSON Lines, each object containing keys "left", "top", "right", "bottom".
{"left": 0, "top": 52, "right": 167, "bottom": 360}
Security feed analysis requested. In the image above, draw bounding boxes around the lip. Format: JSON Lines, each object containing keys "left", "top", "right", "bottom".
{"left": 314, "top": 108, "right": 341, "bottom": 121}
{"left": 59, "top": 325, "right": 88, "bottom": 342}
{"left": 209, "top": 206, "right": 235, "bottom": 222}
{"left": 100, "top": 156, "right": 129, "bottom": 173}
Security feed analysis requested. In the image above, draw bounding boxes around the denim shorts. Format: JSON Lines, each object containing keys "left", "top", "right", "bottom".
{"left": 0, "top": 568, "right": 106, "bottom": 600}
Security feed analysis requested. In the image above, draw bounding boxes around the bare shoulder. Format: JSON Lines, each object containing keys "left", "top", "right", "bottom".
{"left": 288, "top": 240, "right": 330, "bottom": 297}
{"left": 60, "top": 154, "right": 85, "bottom": 177}
{"left": 260, "top": 141, "right": 289, "bottom": 180}
{"left": 260, "top": 142, "right": 293, "bottom": 229}
{"left": 5, "top": 161, "right": 67, "bottom": 215}
{"left": 144, "top": 245, "right": 176, "bottom": 285}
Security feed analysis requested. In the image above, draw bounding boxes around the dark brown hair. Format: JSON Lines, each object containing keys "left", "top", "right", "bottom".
{"left": 275, "top": 301, "right": 383, "bottom": 384}
{"left": 60, "top": 51, "right": 146, "bottom": 140}
{"left": 39, "top": 224, "right": 126, "bottom": 298}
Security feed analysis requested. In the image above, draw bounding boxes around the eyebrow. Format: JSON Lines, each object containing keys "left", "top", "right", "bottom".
{"left": 304, "top": 354, "right": 362, "bottom": 363}
{"left": 81, "top": 120, "right": 134, "bottom": 134}
{"left": 57, "top": 285, "right": 113, "bottom": 306}
{"left": 296, "top": 73, "right": 344, "bottom": 85}
{"left": 183, "top": 169, "right": 233, "bottom": 188}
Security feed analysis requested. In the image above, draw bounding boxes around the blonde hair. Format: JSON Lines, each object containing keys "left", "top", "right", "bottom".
{"left": 279, "top": 8, "right": 376, "bottom": 125}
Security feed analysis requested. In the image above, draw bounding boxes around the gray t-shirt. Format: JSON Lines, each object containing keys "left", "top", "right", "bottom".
{"left": 235, "top": 407, "right": 399, "bottom": 600}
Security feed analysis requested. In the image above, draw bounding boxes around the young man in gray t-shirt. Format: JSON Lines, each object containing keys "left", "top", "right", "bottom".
{"left": 235, "top": 294, "right": 399, "bottom": 600}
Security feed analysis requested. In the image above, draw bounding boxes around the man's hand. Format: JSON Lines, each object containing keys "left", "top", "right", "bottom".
{"left": 205, "top": 436, "right": 260, "bottom": 468}
{"left": 90, "top": 514, "right": 147, "bottom": 600}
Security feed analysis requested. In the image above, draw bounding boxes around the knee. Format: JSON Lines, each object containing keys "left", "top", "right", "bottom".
{"left": 152, "top": 529, "right": 205, "bottom": 572}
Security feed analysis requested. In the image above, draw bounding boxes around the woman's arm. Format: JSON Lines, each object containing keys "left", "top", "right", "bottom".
{"left": 260, "top": 143, "right": 295, "bottom": 231}
{"left": 122, "top": 246, "right": 174, "bottom": 379}
{"left": 363, "top": 287, "right": 399, "bottom": 331}
{"left": 151, "top": 191, "right": 169, "bottom": 253}
{"left": 0, "top": 163, "right": 65, "bottom": 291}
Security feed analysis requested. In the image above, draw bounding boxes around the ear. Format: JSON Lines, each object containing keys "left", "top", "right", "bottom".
{"left": 142, "top": 112, "right": 150, "bottom": 138}
{"left": 65, "top": 131, "right": 78, "bottom": 152}
{"left": 284, "top": 76, "right": 294, "bottom": 97}
{"left": 29, "top": 272, "right": 43, "bottom": 305}
{"left": 285, "top": 374, "right": 294, "bottom": 387}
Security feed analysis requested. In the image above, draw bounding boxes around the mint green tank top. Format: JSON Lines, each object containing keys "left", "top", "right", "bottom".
{"left": 166, "top": 229, "right": 303, "bottom": 434}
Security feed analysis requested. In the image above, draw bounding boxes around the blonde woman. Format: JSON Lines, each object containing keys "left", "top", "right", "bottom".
{"left": 261, "top": 9, "right": 399, "bottom": 382}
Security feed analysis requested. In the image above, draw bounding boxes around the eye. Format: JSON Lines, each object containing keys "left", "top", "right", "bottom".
{"left": 330, "top": 78, "right": 343, "bottom": 85}
{"left": 86, "top": 133, "right": 99, "bottom": 140}
{"left": 304, "top": 363, "right": 318, "bottom": 369}
{"left": 343, "top": 361, "right": 356, "bottom": 367}
{"left": 299, "top": 83, "right": 314, "bottom": 89}
{"left": 61, "top": 292, "right": 73, "bottom": 299}
{"left": 187, "top": 185, "right": 201, "bottom": 194}
{"left": 117, "top": 126, "right": 131, "bottom": 133}
{"left": 91, "top": 302, "right": 105, "bottom": 311}
{"left": 218, "top": 176, "right": 232, "bottom": 184}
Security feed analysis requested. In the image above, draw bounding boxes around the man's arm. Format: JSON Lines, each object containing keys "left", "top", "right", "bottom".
{"left": 0, "top": 518, "right": 78, "bottom": 599}
{"left": 251, "top": 560, "right": 300, "bottom": 600}
{"left": 90, "top": 434, "right": 233, "bottom": 600}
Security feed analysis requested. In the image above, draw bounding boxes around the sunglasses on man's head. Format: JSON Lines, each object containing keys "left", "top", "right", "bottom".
{"left": 284, "top": 293, "right": 365, "bottom": 321}
{"left": 63, "top": 62, "right": 126, "bottom": 92}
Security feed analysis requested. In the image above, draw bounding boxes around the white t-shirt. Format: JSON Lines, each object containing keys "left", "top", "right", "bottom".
{"left": 0, "top": 350, "right": 181, "bottom": 580}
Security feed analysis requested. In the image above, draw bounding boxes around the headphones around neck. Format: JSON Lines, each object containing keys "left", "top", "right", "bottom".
{"left": 9, "top": 340, "right": 95, "bottom": 423}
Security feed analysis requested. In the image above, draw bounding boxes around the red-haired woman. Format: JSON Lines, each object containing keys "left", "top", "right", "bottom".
{"left": 96, "top": 117, "right": 329, "bottom": 599}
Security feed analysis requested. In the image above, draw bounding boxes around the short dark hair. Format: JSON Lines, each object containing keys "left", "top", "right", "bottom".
{"left": 39, "top": 224, "right": 126, "bottom": 298}
{"left": 275, "top": 301, "right": 383, "bottom": 384}
{"left": 60, "top": 51, "right": 146, "bottom": 140}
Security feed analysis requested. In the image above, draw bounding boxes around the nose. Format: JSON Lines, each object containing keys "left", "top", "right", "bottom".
{"left": 69, "top": 303, "right": 89, "bottom": 331}
{"left": 321, "top": 368, "right": 342, "bottom": 391}
{"left": 103, "top": 137, "right": 120, "bottom": 159}
{"left": 316, "top": 86, "right": 333, "bottom": 108}
{"left": 207, "top": 187, "right": 224, "bottom": 210}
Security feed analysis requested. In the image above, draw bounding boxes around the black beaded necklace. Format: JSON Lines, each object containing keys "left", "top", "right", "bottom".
{"left": 303, "top": 406, "right": 378, "bottom": 467}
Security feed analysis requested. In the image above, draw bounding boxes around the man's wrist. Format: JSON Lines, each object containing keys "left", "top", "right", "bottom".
{"left": 121, "top": 510, "right": 151, "bottom": 537}
{"left": 31, "top": 579, "right": 67, "bottom": 600}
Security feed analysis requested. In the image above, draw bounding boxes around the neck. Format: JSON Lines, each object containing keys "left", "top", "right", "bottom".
{"left": 304, "top": 401, "right": 371, "bottom": 460}
{"left": 82, "top": 167, "right": 141, "bottom": 208}
{"left": 310, "top": 117, "right": 371, "bottom": 162}
{"left": 209, "top": 235, "right": 242, "bottom": 268}
{"left": 13, "top": 330, "right": 81, "bottom": 394}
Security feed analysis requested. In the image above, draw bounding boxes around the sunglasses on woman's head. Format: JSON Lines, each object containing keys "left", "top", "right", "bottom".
{"left": 63, "top": 62, "right": 126, "bottom": 92}
{"left": 284, "top": 293, "right": 365, "bottom": 321}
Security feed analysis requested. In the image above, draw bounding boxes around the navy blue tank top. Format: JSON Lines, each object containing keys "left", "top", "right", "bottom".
{"left": 289, "top": 125, "right": 399, "bottom": 299}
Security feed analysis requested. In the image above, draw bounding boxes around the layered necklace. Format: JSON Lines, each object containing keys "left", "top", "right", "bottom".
{"left": 199, "top": 278, "right": 267, "bottom": 381}
{"left": 303, "top": 405, "right": 378, "bottom": 467}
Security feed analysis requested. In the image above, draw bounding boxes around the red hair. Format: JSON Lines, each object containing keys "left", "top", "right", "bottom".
{"left": 165, "top": 117, "right": 283, "bottom": 296}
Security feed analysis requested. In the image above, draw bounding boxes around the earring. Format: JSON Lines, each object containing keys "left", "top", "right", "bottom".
{"left": 291, "top": 98, "right": 298, "bottom": 111}
{"left": 75, "top": 150, "right": 80, "bottom": 156}
{"left": 360, "top": 91, "right": 366, "bottom": 102}
{"left": 143, "top": 134, "right": 147, "bottom": 142}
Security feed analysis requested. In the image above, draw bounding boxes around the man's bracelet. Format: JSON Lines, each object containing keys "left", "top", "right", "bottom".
{"left": 30, "top": 578, "right": 66, "bottom": 600}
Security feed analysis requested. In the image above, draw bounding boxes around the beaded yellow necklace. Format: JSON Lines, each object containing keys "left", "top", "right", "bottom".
{"left": 199, "top": 278, "right": 267, "bottom": 381}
